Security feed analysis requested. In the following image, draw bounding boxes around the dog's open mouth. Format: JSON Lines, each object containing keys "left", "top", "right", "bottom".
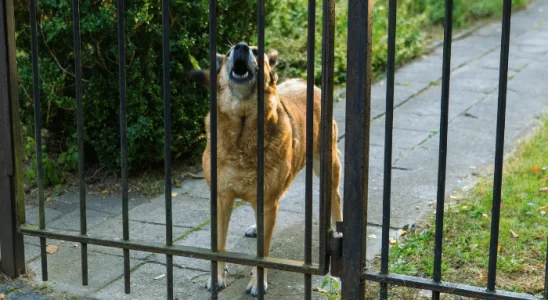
{"left": 230, "top": 60, "right": 252, "bottom": 82}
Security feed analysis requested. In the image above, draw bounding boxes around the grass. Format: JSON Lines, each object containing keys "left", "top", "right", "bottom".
{"left": 377, "top": 117, "right": 548, "bottom": 298}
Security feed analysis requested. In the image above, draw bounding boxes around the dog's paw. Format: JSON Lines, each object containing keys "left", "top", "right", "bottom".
{"left": 205, "top": 266, "right": 228, "bottom": 292}
{"left": 245, "top": 277, "right": 268, "bottom": 297}
{"left": 244, "top": 224, "right": 257, "bottom": 238}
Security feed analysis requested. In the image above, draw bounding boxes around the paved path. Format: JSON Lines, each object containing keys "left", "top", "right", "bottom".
{"left": 3, "top": 1, "right": 548, "bottom": 298}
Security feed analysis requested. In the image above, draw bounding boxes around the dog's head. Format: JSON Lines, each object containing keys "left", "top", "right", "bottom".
{"left": 191, "top": 42, "right": 278, "bottom": 102}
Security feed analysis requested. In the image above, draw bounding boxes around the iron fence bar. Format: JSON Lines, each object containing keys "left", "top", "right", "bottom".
{"left": 364, "top": 271, "right": 539, "bottom": 300}
{"left": 0, "top": 0, "right": 26, "bottom": 278}
{"left": 342, "top": 0, "right": 373, "bottom": 298}
{"left": 161, "top": 0, "right": 173, "bottom": 297}
{"left": 116, "top": 0, "right": 130, "bottom": 294}
{"left": 257, "top": 0, "right": 266, "bottom": 298}
{"left": 319, "top": 0, "right": 335, "bottom": 273}
{"left": 29, "top": 0, "right": 48, "bottom": 282}
{"left": 304, "top": 0, "right": 316, "bottom": 298}
{"left": 208, "top": 0, "right": 219, "bottom": 298}
{"left": 71, "top": 0, "right": 88, "bottom": 286}
{"left": 379, "top": 0, "right": 396, "bottom": 297}
{"left": 487, "top": 0, "right": 512, "bottom": 292}
{"left": 19, "top": 225, "right": 325, "bottom": 274}
{"left": 432, "top": 1, "right": 453, "bottom": 299}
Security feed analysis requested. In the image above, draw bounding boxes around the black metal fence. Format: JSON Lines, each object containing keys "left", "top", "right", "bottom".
{"left": 0, "top": 0, "right": 547, "bottom": 299}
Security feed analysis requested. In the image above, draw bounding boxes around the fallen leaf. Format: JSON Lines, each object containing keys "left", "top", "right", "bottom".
{"left": 482, "top": 213, "right": 489, "bottom": 219}
{"left": 461, "top": 205, "right": 468, "bottom": 210}
{"left": 469, "top": 244, "right": 478, "bottom": 250}
{"left": 539, "top": 187, "right": 548, "bottom": 192}
{"left": 46, "top": 196, "right": 52, "bottom": 202}
{"left": 389, "top": 237, "right": 397, "bottom": 245}
{"left": 102, "top": 190, "right": 109, "bottom": 194}
{"left": 46, "top": 244, "right": 58, "bottom": 254}
{"left": 368, "top": 234, "right": 377, "bottom": 239}
{"left": 497, "top": 243, "right": 501, "bottom": 252}
{"left": 312, "top": 287, "right": 328, "bottom": 293}
{"left": 73, "top": 243, "right": 79, "bottom": 248}
{"left": 154, "top": 274, "right": 166, "bottom": 280}
{"left": 531, "top": 166, "right": 541, "bottom": 174}
{"left": 538, "top": 205, "right": 548, "bottom": 212}
{"left": 510, "top": 230, "right": 518, "bottom": 238}
{"left": 474, "top": 270, "right": 487, "bottom": 282}
{"left": 398, "top": 230, "right": 407, "bottom": 236}
{"left": 171, "top": 192, "right": 178, "bottom": 197}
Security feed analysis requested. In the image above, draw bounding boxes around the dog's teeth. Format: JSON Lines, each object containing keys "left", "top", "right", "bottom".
{"left": 232, "top": 71, "right": 249, "bottom": 79}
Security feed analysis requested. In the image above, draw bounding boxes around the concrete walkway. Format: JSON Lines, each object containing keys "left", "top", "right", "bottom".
{"left": 4, "top": 0, "right": 548, "bottom": 298}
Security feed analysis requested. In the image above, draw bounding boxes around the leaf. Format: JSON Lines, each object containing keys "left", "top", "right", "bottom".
{"left": 368, "top": 234, "right": 377, "bottom": 239}
{"left": 531, "top": 166, "right": 541, "bottom": 174}
{"left": 73, "top": 243, "right": 79, "bottom": 248}
{"left": 46, "top": 196, "right": 52, "bottom": 202}
{"left": 102, "top": 190, "right": 109, "bottom": 194}
{"left": 153, "top": 274, "right": 166, "bottom": 280}
{"left": 482, "top": 213, "right": 489, "bottom": 219}
{"left": 312, "top": 287, "right": 328, "bottom": 293}
{"left": 539, "top": 187, "right": 548, "bottom": 192}
{"left": 537, "top": 205, "right": 548, "bottom": 212}
{"left": 389, "top": 237, "right": 397, "bottom": 245}
{"left": 398, "top": 230, "right": 407, "bottom": 236}
{"left": 171, "top": 192, "right": 178, "bottom": 197}
{"left": 510, "top": 230, "right": 519, "bottom": 238}
{"left": 46, "top": 244, "right": 58, "bottom": 254}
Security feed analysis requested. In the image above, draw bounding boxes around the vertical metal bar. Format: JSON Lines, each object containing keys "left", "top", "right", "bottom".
{"left": 487, "top": 0, "right": 512, "bottom": 292}
{"left": 71, "top": 0, "right": 88, "bottom": 286}
{"left": 319, "top": 0, "right": 335, "bottom": 273}
{"left": 342, "top": 0, "right": 372, "bottom": 298}
{"left": 432, "top": 1, "right": 453, "bottom": 299}
{"left": 29, "top": 0, "right": 48, "bottom": 282}
{"left": 0, "top": 0, "right": 26, "bottom": 278}
{"left": 304, "top": 0, "right": 315, "bottom": 298}
{"left": 208, "top": 0, "right": 219, "bottom": 299}
{"left": 379, "top": 0, "right": 396, "bottom": 297}
{"left": 257, "top": 0, "right": 265, "bottom": 298}
{"left": 161, "top": 0, "right": 173, "bottom": 297}
{"left": 116, "top": 0, "right": 130, "bottom": 294}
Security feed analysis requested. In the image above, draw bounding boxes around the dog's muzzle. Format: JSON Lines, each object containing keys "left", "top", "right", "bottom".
{"left": 230, "top": 42, "right": 253, "bottom": 83}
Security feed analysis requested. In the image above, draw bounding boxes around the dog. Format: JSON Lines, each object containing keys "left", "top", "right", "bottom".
{"left": 191, "top": 42, "right": 342, "bottom": 296}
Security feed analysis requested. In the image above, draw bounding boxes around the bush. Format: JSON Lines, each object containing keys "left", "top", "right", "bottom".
{"left": 15, "top": 0, "right": 270, "bottom": 171}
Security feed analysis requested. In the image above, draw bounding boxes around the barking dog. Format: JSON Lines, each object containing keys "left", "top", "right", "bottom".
{"left": 192, "top": 42, "right": 342, "bottom": 296}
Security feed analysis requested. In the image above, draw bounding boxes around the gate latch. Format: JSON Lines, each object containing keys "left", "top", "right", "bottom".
{"left": 328, "top": 221, "right": 343, "bottom": 277}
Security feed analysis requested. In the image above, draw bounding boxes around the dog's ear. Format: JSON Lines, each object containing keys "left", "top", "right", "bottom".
{"left": 189, "top": 53, "right": 224, "bottom": 88}
{"left": 267, "top": 50, "right": 278, "bottom": 68}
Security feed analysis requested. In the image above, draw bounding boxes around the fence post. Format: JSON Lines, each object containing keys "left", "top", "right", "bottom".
{"left": 0, "top": 0, "right": 26, "bottom": 278}
{"left": 342, "top": 0, "right": 373, "bottom": 298}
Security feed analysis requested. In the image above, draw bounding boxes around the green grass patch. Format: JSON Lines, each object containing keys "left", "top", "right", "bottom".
{"left": 385, "top": 117, "right": 548, "bottom": 297}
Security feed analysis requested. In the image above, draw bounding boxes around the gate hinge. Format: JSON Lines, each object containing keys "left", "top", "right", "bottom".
{"left": 328, "top": 221, "right": 343, "bottom": 277}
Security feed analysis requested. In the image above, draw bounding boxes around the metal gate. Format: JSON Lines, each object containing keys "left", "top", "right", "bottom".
{"left": 1, "top": 0, "right": 547, "bottom": 299}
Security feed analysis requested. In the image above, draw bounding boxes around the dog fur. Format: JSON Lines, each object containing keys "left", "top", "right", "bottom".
{"left": 192, "top": 42, "right": 342, "bottom": 296}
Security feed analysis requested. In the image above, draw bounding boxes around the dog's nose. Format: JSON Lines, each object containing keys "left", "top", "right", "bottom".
{"left": 234, "top": 42, "right": 249, "bottom": 52}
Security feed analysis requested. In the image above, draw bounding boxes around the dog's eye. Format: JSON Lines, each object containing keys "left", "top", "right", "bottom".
{"left": 252, "top": 48, "right": 258, "bottom": 56}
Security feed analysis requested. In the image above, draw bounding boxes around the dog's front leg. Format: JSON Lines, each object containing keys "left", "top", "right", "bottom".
{"left": 246, "top": 202, "right": 278, "bottom": 296}
{"left": 206, "top": 195, "right": 235, "bottom": 292}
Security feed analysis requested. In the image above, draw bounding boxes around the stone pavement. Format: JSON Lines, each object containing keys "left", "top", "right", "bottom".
{"left": 3, "top": 0, "right": 548, "bottom": 298}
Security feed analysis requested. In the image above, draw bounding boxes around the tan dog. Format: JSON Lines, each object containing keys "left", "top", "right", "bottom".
{"left": 192, "top": 42, "right": 342, "bottom": 296}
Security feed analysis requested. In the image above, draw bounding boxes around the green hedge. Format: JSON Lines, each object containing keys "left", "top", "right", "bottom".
{"left": 15, "top": 0, "right": 270, "bottom": 171}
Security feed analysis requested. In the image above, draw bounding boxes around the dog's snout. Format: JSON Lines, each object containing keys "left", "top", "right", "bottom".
{"left": 233, "top": 42, "right": 250, "bottom": 60}
{"left": 234, "top": 42, "right": 249, "bottom": 52}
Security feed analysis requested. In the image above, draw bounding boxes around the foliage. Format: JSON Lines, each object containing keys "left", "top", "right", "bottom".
{"left": 388, "top": 118, "right": 548, "bottom": 295}
{"left": 266, "top": 0, "right": 528, "bottom": 85}
{"left": 320, "top": 275, "right": 341, "bottom": 300}
{"left": 15, "top": 0, "right": 269, "bottom": 171}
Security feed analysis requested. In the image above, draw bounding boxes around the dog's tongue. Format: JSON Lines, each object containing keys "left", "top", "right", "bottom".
{"left": 233, "top": 60, "right": 248, "bottom": 76}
